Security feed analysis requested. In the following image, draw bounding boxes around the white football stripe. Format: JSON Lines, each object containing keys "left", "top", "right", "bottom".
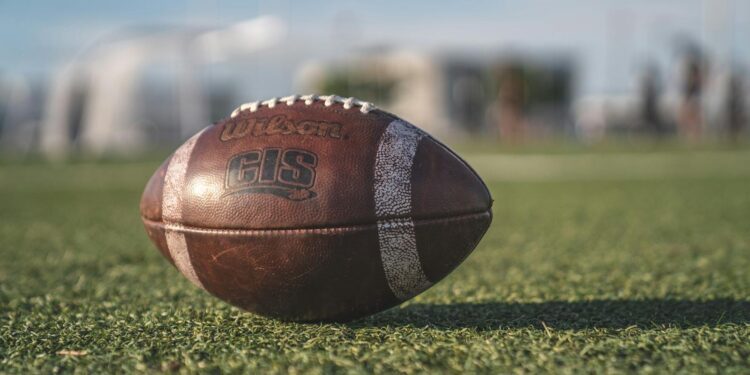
{"left": 164, "top": 231, "right": 203, "bottom": 288}
{"left": 374, "top": 120, "right": 432, "bottom": 300}
{"left": 162, "top": 128, "right": 207, "bottom": 289}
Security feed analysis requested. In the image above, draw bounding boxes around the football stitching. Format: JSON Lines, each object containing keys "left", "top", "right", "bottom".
{"left": 231, "top": 94, "right": 376, "bottom": 118}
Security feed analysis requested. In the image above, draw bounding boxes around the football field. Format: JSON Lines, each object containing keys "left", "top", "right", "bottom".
{"left": 1, "top": 145, "right": 749, "bottom": 373}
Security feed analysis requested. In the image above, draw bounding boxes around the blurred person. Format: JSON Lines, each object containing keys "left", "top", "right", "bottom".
{"left": 0, "top": 75, "right": 40, "bottom": 154}
{"left": 0, "top": 79, "right": 5, "bottom": 139}
{"left": 677, "top": 49, "right": 706, "bottom": 141}
{"left": 726, "top": 70, "right": 747, "bottom": 142}
{"left": 639, "top": 64, "right": 666, "bottom": 136}
{"left": 489, "top": 64, "right": 529, "bottom": 142}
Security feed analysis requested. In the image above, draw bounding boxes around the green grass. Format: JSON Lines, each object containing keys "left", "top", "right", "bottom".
{"left": 1, "top": 147, "right": 749, "bottom": 373}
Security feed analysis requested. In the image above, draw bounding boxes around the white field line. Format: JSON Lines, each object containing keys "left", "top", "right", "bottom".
{"left": 465, "top": 151, "right": 750, "bottom": 182}
{"left": 2, "top": 151, "right": 750, "bottom": 191}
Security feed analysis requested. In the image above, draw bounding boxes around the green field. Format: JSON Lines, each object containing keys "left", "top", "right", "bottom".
{"left": 1, "top": 147, "right": 749, "bottom": 373}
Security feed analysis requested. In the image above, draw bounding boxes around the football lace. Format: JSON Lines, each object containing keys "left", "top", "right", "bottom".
{"left": 230, "top": 95, "right": 376, "bottom": 118}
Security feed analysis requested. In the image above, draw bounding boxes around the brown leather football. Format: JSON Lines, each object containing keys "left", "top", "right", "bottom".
{"left": 140, "top": 94, "right": 492, "bottom": 322}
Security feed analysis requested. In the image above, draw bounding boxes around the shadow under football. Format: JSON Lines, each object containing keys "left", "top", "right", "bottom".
{"left": 353, "top": 298, "right": 750, "bottom": 330}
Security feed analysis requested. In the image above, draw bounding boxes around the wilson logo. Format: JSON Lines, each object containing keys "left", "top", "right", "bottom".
{"left": 220, "top": 115, "right": 342, "bottom": 142}
{"left": 225, "top": 148, "right": 318, "bottom": 201}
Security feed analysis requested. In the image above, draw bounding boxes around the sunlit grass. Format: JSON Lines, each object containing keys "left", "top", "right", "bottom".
{"left": 1, "top": 146, "right": 749, "bottom": 373}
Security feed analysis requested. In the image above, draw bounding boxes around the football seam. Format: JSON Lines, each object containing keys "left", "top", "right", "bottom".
{"left": 141, "top": 209, "right": 491, "bottom": 236}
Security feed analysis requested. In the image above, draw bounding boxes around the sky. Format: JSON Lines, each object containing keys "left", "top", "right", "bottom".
{"left": 0, "top": 0, "right": 748, "bottom": 97}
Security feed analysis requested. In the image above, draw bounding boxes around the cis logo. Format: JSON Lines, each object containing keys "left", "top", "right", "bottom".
{"left": 225, "top": 148, "right": 318, "bottom": 201}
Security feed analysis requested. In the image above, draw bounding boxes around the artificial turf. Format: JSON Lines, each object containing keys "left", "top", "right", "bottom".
{"left": 1, "top": 147, "right": 749, "bottom": 373}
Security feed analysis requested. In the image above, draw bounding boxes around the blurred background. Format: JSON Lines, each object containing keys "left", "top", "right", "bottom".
{"left": 2, "top": 2, "right": 750, "bottom": 371}
{"left": 0, "top": 0, "right": 748, "bottom": 157}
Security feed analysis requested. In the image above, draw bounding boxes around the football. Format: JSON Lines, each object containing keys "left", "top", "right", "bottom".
{"left": 140, "top": 94, "right": 493, "bottom": 322}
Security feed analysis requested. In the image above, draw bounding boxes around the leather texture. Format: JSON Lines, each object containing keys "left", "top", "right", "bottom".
{"left": 141, "top": 99, "right": 493, "bottom": 322}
